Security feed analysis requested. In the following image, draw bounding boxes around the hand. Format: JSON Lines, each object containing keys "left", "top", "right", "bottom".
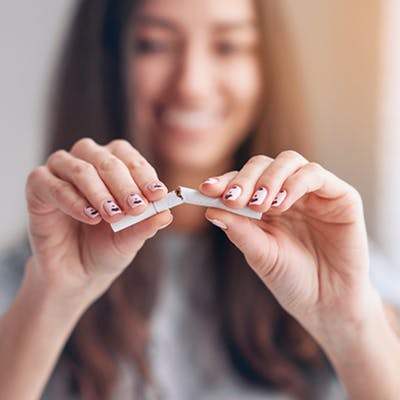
{"left": 25, "top": 138, "right": 172, "bottom": 306}
{"left": 200, "top": 151, "right": 377, "bottom": 345}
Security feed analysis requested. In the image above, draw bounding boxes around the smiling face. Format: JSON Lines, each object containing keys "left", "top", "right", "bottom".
{"left": 125, "top": 0, "right": 262, "bottom": 175}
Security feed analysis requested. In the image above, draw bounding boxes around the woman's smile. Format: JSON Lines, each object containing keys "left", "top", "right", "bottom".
{"left": 158, "top": 106, "right": 225, "bottom": 138}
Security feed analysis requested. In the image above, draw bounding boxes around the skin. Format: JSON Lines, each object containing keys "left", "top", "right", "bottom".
{"left": 0, "top": 0, "right": 399, "bottom": 399}
{"left": 125, "top": 0, "right": 262, "bottom": 175}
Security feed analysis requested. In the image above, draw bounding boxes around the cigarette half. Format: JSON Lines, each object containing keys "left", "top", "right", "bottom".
{"left": 177, "top": 187, "right": 262, "bottom": 219}
{"left": 111, "top": 186, "right": 262, "bottom": 232}
{"left": 110, "top": 190, "right": 184, "bottom": 232}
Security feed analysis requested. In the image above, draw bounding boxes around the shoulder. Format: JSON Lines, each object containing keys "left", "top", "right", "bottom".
{"left": 0, "top": 238, "right": 30, "bottom": 315}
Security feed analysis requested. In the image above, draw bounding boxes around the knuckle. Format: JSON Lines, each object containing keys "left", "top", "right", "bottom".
{"left": 108, "top": 139, "right": 132, "bottom": 152}
{"left": 71, "top": 137, "right": 96, "bottom": 154}
{"left": 26, "top": 166, "right": 46, "bottom": 187}
{"left": 72, "top": 160, "right": 94, "bottom": 177}
{"left": 51, "top": 180, "right": 71, "bottom": 201}
{"left": 249, "top": 250, "right": 269, "bottom": 270}
{"left": 70, "top": 196, "right": 86, "bottom": 214}
{"left": 279, "top": 149, "right": 303, "bottom": 161}
{"left": 307, "top": 162, "right": 324, "bottom": 175}
{"left": 47, "top": 150, "right": 67, "bottom": 167}
{"left": 126, "top": 157, "right": 149, "bottom": 171}
{"left": 347, "top": 186, "right": 362, "bottom": 204}
{"left": 248, "top": 154, "right": 268, "bottom": 165}
{"left": 257, "top": 254, "right": 280, "bottom": 282}
{"left": 98, "top": 156, "right": 122, "bottom": 173}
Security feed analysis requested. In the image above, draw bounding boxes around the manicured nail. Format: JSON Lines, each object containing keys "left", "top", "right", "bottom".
{"left": 224, "top": 185, "right": 242, "bottom": 201}
{"left": 84, "top": 206, "right": 99, "bottom": 218}
{"left": 147, "top": 181, "right": 165, "bottom": 192}
{"left": 127, "top": 193, "right": 145, "bottom": 209}
{"left": 208, "top": 219, "right": 227, "bottom": 230}
{"left": 103, "top": 200, "right": 122, "bottom": 216}
{"left": 203, "top": 177, "right": 219, "bottom": 185}
{"left": 271, "top": 190, "right": 287, "bottom": 207}
{"left": 249, "top": 187, "right": 268, "bottom": 205}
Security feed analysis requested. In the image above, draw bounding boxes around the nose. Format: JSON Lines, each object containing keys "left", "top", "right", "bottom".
{"left": 172, "top": 43, "right": 215, "bottom": 105}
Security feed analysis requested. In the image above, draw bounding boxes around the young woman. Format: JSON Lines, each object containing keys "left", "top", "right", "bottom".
{"left": 0, "top": 0, "right": 399, "bottom": 399}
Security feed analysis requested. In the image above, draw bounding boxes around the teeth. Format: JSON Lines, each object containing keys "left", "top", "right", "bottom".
{"left": 163, "top": 109, "right": 218, "bottom": 129}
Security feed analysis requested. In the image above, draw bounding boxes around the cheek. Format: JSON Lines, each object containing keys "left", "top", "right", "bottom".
{"left": 222, "top": 59, "right": 262, "bottom": 110}
{"left": 126, "top": 58, "right": 174, "bottom": 157}
{"left": 128, "top": 58, "right": 173, "bottom": 112}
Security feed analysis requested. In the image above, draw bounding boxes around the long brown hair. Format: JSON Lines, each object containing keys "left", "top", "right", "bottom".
{"left": 47, "top": 0, "right": 328, "bottom": 399}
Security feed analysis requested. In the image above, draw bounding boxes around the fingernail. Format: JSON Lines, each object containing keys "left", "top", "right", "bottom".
{"left": 103, "top": 200, "right": 122, "bottom": 216}
{"left": 224, "top": 185, "right": 242, "bottom": 201}
{"left": 127, "top": 193, "right": 145, "bottom": 209}
{"left": 202, "top": 177, "right": 219, "bottom": 185}
{"left": 147, "top": 181, "right": 165, "bottom": 192}
{"left": 249, "top": 187, "right": 268, "bottom": 205}
{"left": 208, "top": 219, "right": 227, "bottom": 230}
{"left": 271, "top": 190, "right": 287, "bottom": 207}
{"left": 84, "top": 206, "right": 99, "bottom": 218}
{"left": 158, "top": 217, "right": 173, "bottom": 230}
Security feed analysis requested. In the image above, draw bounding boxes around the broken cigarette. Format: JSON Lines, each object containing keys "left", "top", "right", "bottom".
{"left": 111, "top": 186, "right": 262, "bottom": 232}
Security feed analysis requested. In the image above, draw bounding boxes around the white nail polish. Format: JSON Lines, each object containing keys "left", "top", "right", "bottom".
{"left": 271, "top": 190, "right": 287, "bottom": 207}
{"left": 103, "top": 200, "right": 122, "bottom": 216}
{"left": 127, "top": 194, "right": 145, "bottom": 208}
{"left": 84, "top": 206, "right": 99, "bottom": 218}
{"left": 224, "top": 185, "right": 242, "bottom": 201}
{"left": 209, "top": 219, "right": 227, "bottom": 230}
{"left": 249, "top": 187, "right": 268, "bottom": 205}
{"left": 203, "top": 177, "right": 218, "bottom": 184}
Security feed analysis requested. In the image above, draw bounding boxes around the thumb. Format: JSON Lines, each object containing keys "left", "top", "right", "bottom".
{"left": 205, "top": 208, "right": 279, "bottom": 281}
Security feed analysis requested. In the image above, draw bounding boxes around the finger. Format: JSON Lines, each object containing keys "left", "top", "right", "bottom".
{"left": 26, "top": 166, "right": 102, "bottom": 225}
{"left": 106, "top": 139, "right": 168, "bottom": 201}
{"left": 268, "top": 162, "right": 362, "bottom": 216}
{"left": 248, "top": 150, "right": 308, "bottom": 212}
{"left": 198, "top": 170, "right": 238, "bottom": 196}
{"left": 219, "top": 155, "right": 273, "bottom": 209}
{"left": 113, "top": 210, "right": 173, "bottom": 256}
{"left": 47, "top": 150, "right": 125, "bottom": 223}
{"left": 70, "top": 139, "right": 149, "bottom": 215}
{"left": 204, "top": 208, "right": 279, "bottom": 281}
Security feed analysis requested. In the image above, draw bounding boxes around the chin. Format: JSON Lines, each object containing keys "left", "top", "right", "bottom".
{"left": 164, "top": 154, "right": 221, "bottom": 172}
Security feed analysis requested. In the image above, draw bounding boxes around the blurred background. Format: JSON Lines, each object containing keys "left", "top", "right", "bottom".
{"left": 0, "top": 1, "right": 399, "bottom": 269}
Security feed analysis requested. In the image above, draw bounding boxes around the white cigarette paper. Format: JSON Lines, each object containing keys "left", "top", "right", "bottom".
{"left": 111, "top": 186, "right": 262, "bottom": 232}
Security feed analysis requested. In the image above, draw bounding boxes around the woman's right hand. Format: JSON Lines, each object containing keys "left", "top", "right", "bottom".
{"left": 25, "top": 138, "right": 172, "bottom": 307}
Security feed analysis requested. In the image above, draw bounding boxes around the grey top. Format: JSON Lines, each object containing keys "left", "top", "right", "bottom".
{"left": 1, "top": 234, "right": 399, "bottom": 400}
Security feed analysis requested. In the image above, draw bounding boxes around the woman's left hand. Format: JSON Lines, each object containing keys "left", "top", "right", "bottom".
{"left": 200, "top": 150, "right": 380, "bottom": 347}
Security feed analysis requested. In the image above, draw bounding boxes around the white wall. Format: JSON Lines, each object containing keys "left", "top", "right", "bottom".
{"left": 283, "top": 0, "right": 381, "bottom": 234}
{"left": 376, "top": 0, "right": 400, "bottom": 267}
{"left": 0, "top": 1, "right": 76, "bottom": 248}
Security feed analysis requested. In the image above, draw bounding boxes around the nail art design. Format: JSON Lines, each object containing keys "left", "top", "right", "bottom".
{"left": 203, "top": 177, "right": 218, "bottom": 185}
{"left": 148, "top": 182, "right": 165, "bottom": 192}
{"left": 84, "top": 206, "right": 99, "bottom": 218}
{"left": 103, "top": 200, "right": 122, "bottom": 216}
{"left": 127, "top": 193, "right": 145, "bottom": 208}
{"left": 249, "top": 187, "right": 268, "bottom": 205}
{"left": 271, "top": 190, "right": 287, "bottom": 207}
{"left": 224, "top": 185, "right": 242, "bottom": 201}
{"left": 209, "top": 219, "right": 227, "bottom": 230}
